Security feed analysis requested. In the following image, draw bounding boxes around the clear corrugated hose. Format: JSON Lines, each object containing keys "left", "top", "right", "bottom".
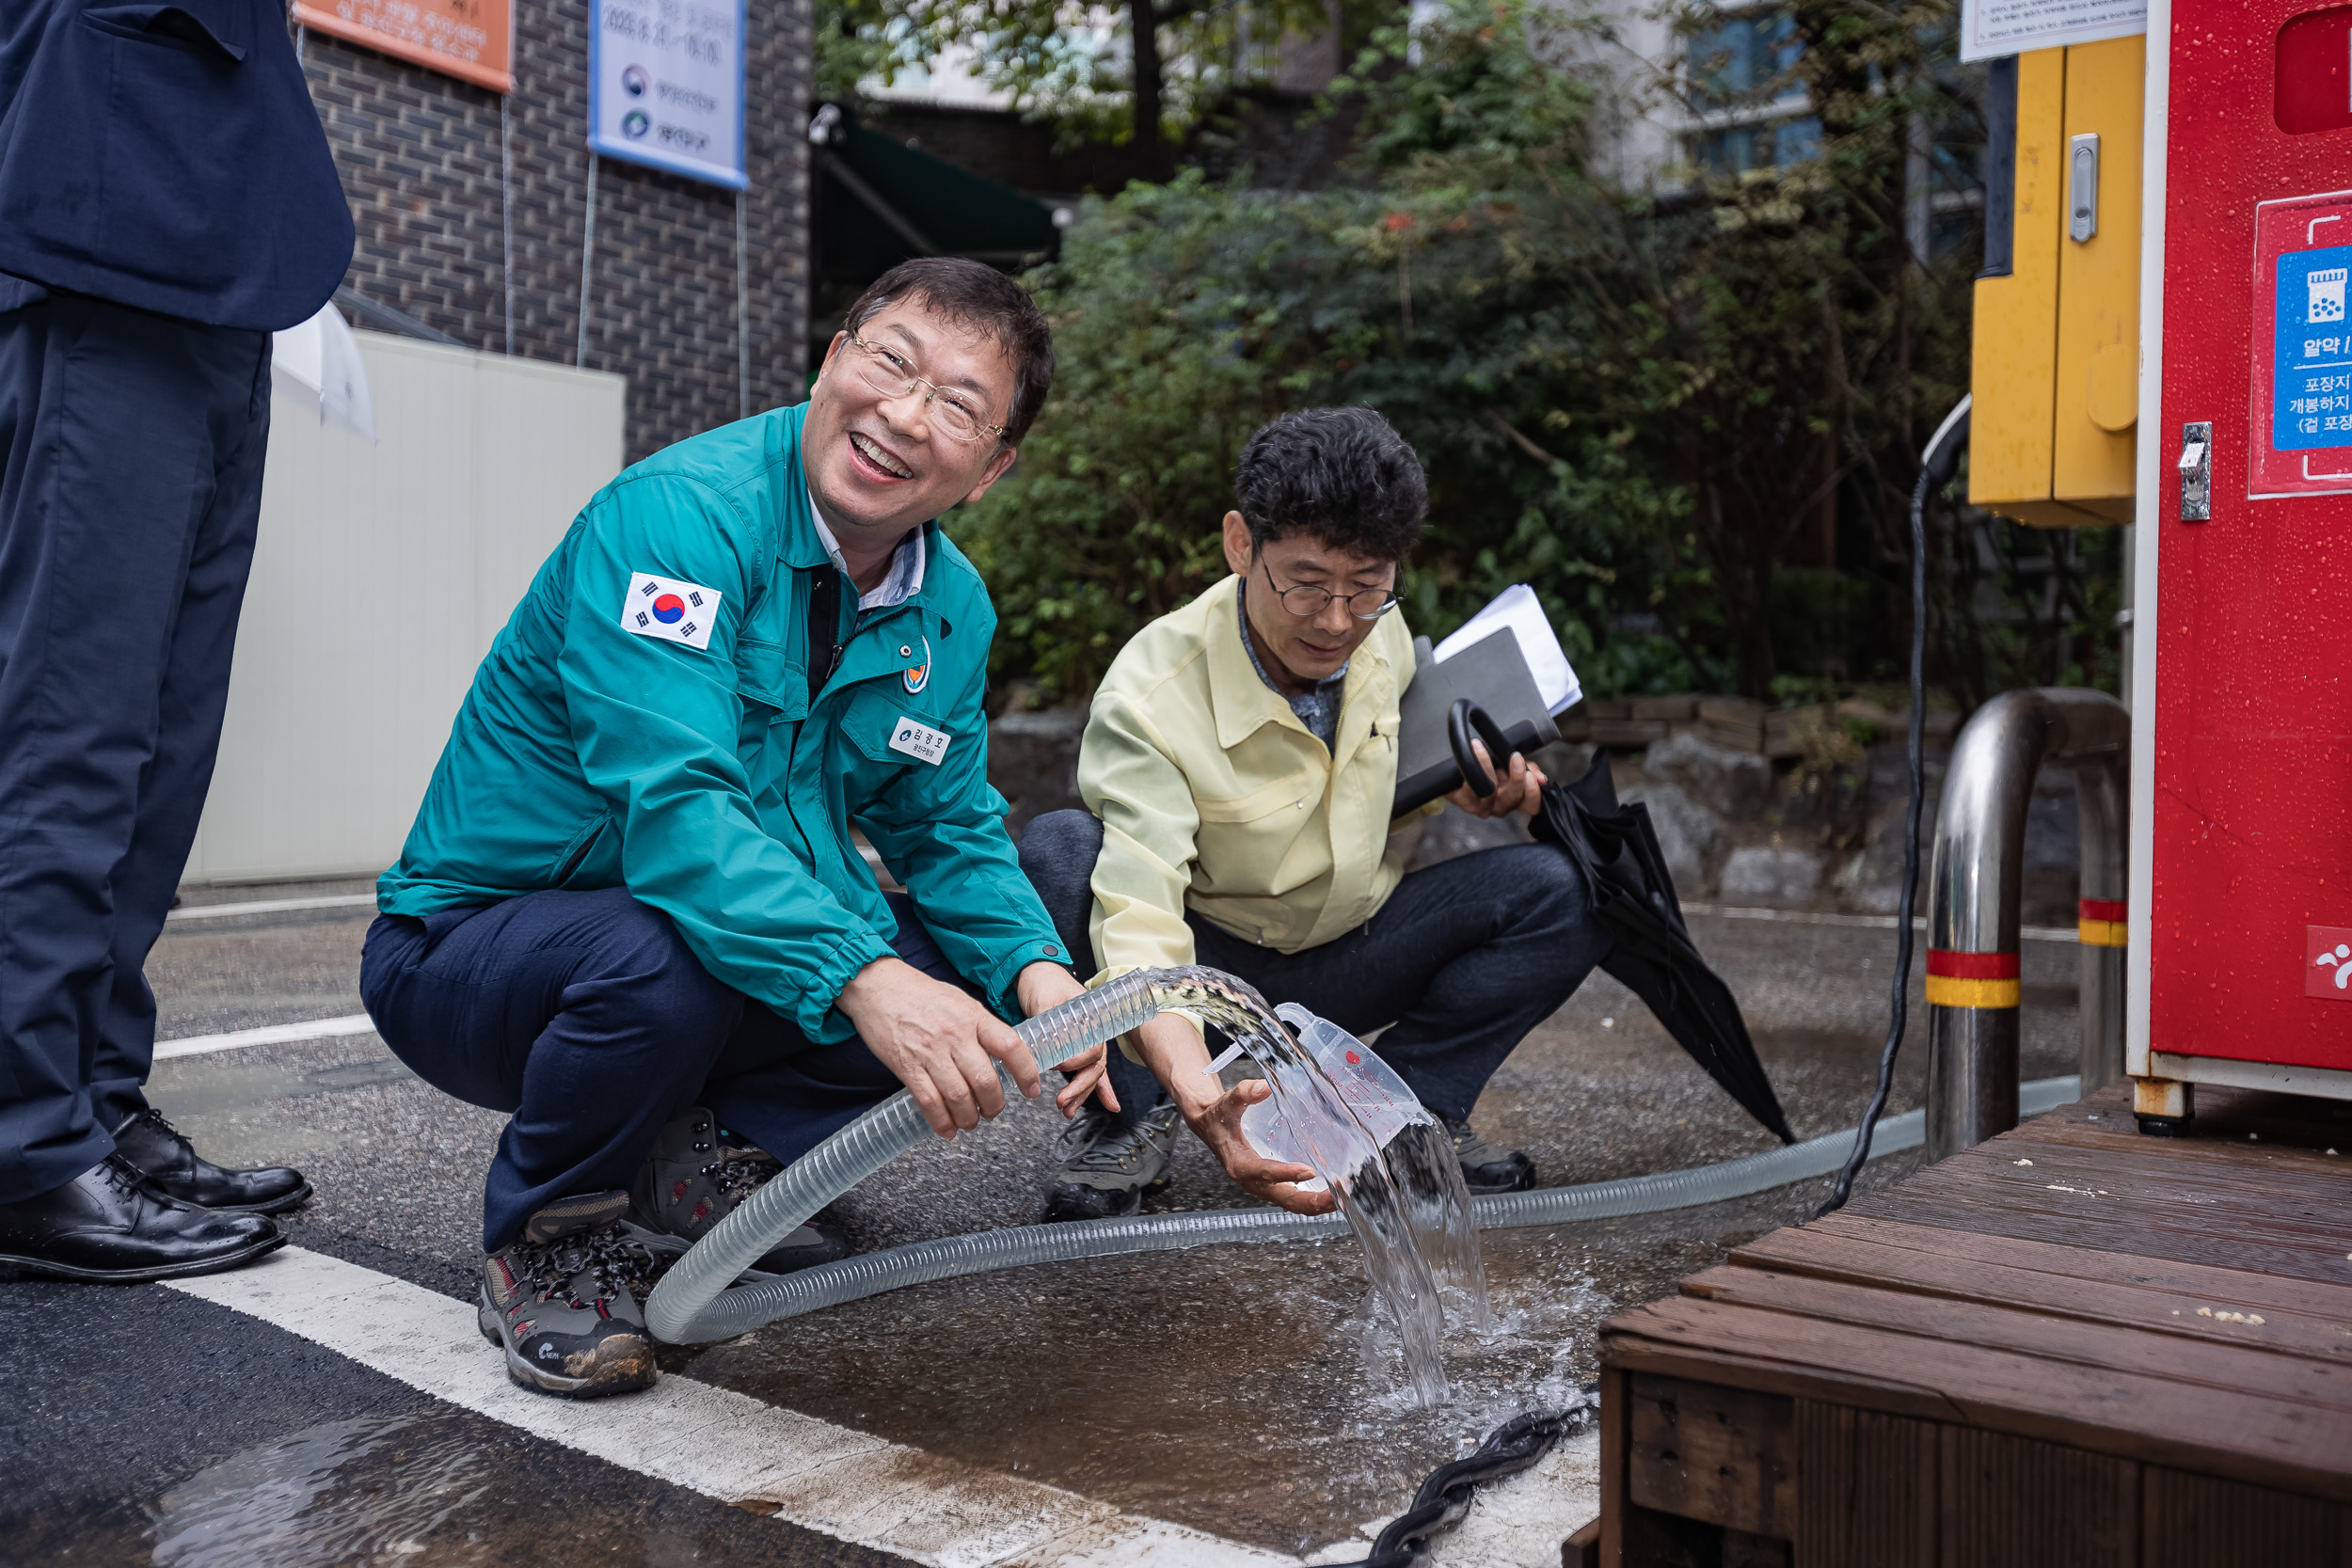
{"left": 645, "top": 968, "right": 1175, "bottom": 1343}
{"left": 646, "top": 957, "right": 2079, "bottom": 1342}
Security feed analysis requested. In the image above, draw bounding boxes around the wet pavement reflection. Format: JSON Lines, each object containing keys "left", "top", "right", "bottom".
{"left": 13, "top": 1407, "right": 901, "bottom": 1568}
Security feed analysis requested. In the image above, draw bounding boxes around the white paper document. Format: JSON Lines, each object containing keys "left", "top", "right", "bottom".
{"left": 1432, "top": 583, "right": 1582, "bottom": 714}
{"left": 1960, "top": 0, "right": 2143, "bottom": 62}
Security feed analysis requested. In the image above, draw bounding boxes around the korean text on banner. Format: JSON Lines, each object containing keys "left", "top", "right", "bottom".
{"left": 588, "top": 0, "right": 747, "bottom": 190}
{"left": 1959, "top": 0, "right": 2145, "bottom": 62}
{"left": 294, "top": 0, "right": 514, "bottom": 91}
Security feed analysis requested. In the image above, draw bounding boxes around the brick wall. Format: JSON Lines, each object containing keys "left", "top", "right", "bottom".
{"left": 298, "top": 0, "right": 810, "bottom": 463}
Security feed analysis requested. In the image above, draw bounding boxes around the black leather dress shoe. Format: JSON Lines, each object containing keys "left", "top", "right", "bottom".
{"left": 111, "top": 1107, "right": 311, "bottom": 1214}
{"left": 0, "top": 1157, "right": 284, "bottom": 1283}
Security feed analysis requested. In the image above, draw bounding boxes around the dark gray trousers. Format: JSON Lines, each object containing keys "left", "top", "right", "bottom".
{"left": 0, "top": 294, "right": 272, "bottom": 1201}
{"left": 1017, "top": 809, "right": 1612, "bottom": 1126}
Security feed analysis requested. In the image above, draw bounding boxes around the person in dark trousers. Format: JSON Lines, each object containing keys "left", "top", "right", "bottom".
{"left": 0, "top": 0, "right": 355, "bottom": 1282}
{"left": 359, "top": 261, "right": 1187, "bottom": 1402}
{"left": 1020, "top": 407, "right": 1614, "bottom": 1220}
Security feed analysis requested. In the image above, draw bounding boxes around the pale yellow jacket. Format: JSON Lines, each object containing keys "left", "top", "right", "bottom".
{"left": 1077, "top": 572, "right": 1431, "bottom": 982}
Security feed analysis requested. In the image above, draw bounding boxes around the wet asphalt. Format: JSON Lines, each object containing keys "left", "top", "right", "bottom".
{"left": 1, "top": 871, "right": 2087, "bottom": 1564}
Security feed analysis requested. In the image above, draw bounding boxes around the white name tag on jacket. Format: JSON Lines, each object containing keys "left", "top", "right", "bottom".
{"left": 620, "top": 572, "right": 722, "bottom": 651}
{"left": 888, "top": 716, "right": 951, "bottom": 765}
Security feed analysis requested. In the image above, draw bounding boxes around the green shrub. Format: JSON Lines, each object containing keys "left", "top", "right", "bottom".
{"left": 954, "top": 0, "right": 2066, "bottom": 706}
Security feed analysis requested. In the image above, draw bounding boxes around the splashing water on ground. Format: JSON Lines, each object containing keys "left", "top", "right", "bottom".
{"left": 1148, "top": 966, "right": 1490, "bottom": 1404}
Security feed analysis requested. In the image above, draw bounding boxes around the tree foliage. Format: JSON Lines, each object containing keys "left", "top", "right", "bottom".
{"left": 823, "top": 0, "right": 1390, "bottom": 166}
{"left": 956, "top": 0, "right": 2107, "bottom": 705}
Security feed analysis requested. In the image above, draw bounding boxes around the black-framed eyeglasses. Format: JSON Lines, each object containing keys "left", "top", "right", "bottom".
{"left": 1259, "top": 559, "right": 1401, "bottom": 621}
{"left": 840, "top": 335, "right": 1006, "bottom": 444}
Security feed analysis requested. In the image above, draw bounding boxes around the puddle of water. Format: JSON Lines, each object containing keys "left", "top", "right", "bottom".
{"left": 6, "top": 1411, "right": 488, "bottom": 1567}
{"left": 6, "top": 1407, "right": 818, "bottom": 1567}
{"left": 683, "top": 1232, "right": 1600, "bottom": 1558}
{"left": 147, "top": 1412, "right": 492, "bottom": 1566}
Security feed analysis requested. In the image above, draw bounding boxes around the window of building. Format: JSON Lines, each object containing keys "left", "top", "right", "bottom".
{"left": 1681, "top": 5, "right": 1816, "bottom": 176}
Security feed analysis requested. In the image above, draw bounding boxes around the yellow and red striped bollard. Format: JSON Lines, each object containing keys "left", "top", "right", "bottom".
{"left": 1924, "top": 948, "right": 2022, "bottom": 1010}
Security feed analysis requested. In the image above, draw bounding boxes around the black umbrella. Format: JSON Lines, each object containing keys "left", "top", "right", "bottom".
{"left": 1451, "top": 701, "right": 1793, "bottom": 1144}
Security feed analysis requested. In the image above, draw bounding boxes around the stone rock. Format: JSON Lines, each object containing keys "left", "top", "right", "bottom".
{"left": 1405, "top": 800, "right": 1534, "bottom": 872}
{"left": 1837, "top": 743, "right": 1950, "bottom": 912}
{"left": 989, "top": 707, "right": 1089, "bottom": 838}
{"left": 1719, "top": 846, "right": 1825, "bottom": 908}
{"left": 1619, "top": 782, "right": 1724, "bottom": 891}
{"left": 1644, "top": 733, "right": 1773, "bottom": 818}
{"left": 1866, "top": 742, "right": 1950, "bottom": 815}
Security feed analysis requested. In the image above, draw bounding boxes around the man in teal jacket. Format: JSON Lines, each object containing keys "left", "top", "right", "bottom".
{"left": 360, "top": 260, "right": 1114, "bottom": 1401}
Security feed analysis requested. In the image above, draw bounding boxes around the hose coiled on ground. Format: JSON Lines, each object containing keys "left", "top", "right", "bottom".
{"left": 645, "top": 969, "right": 1174, "bottom": 1343}
{"left": 651, "top": 1067, "right": 2079, "bottom": 1339}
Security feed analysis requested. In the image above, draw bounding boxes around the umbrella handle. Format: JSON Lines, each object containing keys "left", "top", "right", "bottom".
{"left": 1448, "top": 699, "right": 1518, "bottom": 797}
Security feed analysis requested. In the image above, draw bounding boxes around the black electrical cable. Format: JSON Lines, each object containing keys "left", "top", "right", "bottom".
{"left": 1330, "top": 1399, "right": 1596, "bottom": 1568}
{"left": 1817, "top": 398, "right": 1969, "bottom": 1218}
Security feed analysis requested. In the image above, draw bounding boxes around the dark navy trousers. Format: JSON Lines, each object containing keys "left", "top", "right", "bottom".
{"left": 1018, "top": 810, "right": 1612, "bottom": 1128}
{"left": 0, "top": 296, "right": 273, "bottom": 1203}
{"left": 361, "top": 886, "right": 980, "bottom": 1253}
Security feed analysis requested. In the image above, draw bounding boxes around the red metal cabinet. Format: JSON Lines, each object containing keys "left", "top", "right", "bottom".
{"left": 2138, "top": 0, "right": 2352, "bottom": 1099}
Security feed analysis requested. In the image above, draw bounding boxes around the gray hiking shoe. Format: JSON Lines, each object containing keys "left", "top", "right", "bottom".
{"left": 1441, "top": 1115, "right": 1536, "bottom": 1194}
{"left": 625, "top": 1108, "right": 850, "bottom": 1275}
{"left": 477, "top": 1190, "right": 658, "bottom": 1399}
{"left": 1043, "top": 1101, "right": 1184, "bottom": 1221}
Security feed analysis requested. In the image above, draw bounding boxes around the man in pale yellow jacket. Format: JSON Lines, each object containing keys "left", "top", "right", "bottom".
{"left": 1018, "top": 407, "right": 1613, "bottom": 1221}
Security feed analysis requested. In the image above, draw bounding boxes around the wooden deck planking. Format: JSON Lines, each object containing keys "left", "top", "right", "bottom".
{"left": 1610, "top": 1294, "right": 2352, "bottom": 1501}
{"left": 1600, "top": 1082, "right": 2352, "bottom": 1562}
{"left": 1851, "top": 1182, "right": 2352, "bottom": 1281}
{"left": 1742, "top": 1212, "right": 2352, "bottom": 1319}
{"left": 1678, "top": 1264, "right": 2352, "bottom": 1411}
{"left": 1729, "top": 1220, "right": 2352, "bottom": 1358}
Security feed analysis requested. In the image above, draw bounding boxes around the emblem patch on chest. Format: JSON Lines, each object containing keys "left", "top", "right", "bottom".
{"left": 903, "top": 635, "right": 932, "bottom": 694}
{"left": 619, "top": 572, "right": 722, "bottom": 651}
{"left": 887, "top": 716, "right": 951, "bottom": 766}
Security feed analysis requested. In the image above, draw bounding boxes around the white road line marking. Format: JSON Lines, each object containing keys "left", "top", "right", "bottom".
{"left": 154, "top": 1014, "right": 380, "bottom": 1060}
{"left": 1681, "top": 903, "right": 2077, "bottom": 944}
{"left": 167, "top": 893, "right": 379, "bottom": 922}
{"left": 169, "top": 1246, "right": 1296, "bottom": 1567}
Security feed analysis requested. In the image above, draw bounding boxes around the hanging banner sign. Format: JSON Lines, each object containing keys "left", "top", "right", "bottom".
{"left": 294, "top": 0, "right": 513, "bottom": 92}
{"left": 2251, "top": 189, "right": 2352, "bottom": 499}
{"left": 588, "top": 0, "right": 747, "bottom": 190}
{"left": 1959, "top": 0, "right": 2145, "bottom": 62}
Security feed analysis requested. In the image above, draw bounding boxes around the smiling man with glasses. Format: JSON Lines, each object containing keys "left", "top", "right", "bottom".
{"left": 1018, "top": 407, "right": 1614, "bottom": 1221}
{"left": 357, "top": 260, "right": 1108, "bottom": 1400}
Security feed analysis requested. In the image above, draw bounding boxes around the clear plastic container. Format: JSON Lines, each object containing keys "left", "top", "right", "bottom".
{"left": 1241, "top": 1004, "right": 1489, "bottom": 1334}
{"left": 1239, "top": 1005, "right": 1434, "bottom": 1189}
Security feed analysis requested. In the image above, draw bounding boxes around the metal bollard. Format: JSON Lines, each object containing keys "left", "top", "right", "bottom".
{"left": 1924, "top": 688, "right": 2129, "bottom": 1163}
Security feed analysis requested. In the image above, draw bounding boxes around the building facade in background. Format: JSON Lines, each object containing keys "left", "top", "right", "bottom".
{"left": 294, "top": 0, "right": 812, "bottom": 462}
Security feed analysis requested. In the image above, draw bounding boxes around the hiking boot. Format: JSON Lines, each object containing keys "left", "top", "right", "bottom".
{"left": 1042, "top": 1101, "right": 1184, "bottom": 1222}
{"left": 1442, "top": 1116, "right": 1536, "bottom": 1194}
{"left": 626, "top": 1108, "right": 849, "bottom": 1276}
{"left": 111, "top": 1106, "right": 310, "bottom": 1214}
{"left": 478, "top": 1190, "right": 657, "bottom": 1399}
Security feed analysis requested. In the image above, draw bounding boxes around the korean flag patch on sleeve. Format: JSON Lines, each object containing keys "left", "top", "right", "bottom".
{"left": 620, "top": 572, "right": 723, "bottom": 651}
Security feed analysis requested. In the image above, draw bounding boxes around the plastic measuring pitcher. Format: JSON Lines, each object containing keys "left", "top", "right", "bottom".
{"left": 1235, "top": 1005, "right": 1433, "bottom": 1188}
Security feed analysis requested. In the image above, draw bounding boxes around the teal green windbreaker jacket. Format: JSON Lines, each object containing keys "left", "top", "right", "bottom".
{"left": 376, "top": 404, "right": 1064, "bottom": 1041}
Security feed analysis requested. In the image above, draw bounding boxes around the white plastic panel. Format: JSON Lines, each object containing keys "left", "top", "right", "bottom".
{"left": 183, "top": 333, "right": 626, "bottom": 883}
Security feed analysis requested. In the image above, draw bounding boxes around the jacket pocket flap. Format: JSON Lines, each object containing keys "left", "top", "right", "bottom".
{"left": 841, "top": 687, "right": 952, "bottom": 764}
{"left": 1193, "top": 768, "right": 1324, "bottom": 822}
{"left": 735, "top": 638, "right": 805, "bottom": 719}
